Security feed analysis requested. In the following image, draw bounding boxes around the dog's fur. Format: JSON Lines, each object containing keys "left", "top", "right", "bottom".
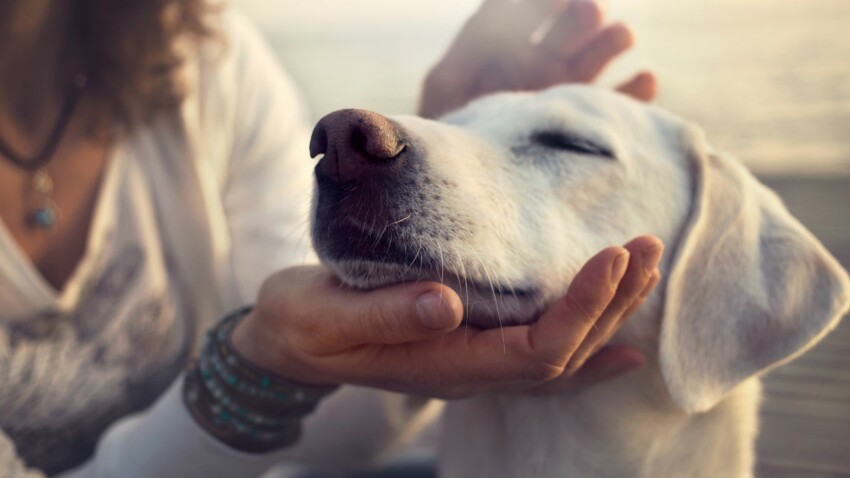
{"left": 311, "top": 86, "right": 850, "bottom": 477}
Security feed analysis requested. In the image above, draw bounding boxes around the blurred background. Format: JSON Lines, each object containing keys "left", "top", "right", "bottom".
{"left": 235, "top": 0, "right": 850, "bottom": 476}
{"left": 236, "top": 0, "right": 850, "bottom": 175}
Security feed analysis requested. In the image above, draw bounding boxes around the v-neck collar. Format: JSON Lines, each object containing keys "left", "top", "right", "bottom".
{"left": 0, "top": 142, "right": 123, "bottom": 317}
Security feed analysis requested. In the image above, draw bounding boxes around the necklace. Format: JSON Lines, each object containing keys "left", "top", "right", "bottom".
{"left": 0, "top": 73, "right": 87, "bottom": 230}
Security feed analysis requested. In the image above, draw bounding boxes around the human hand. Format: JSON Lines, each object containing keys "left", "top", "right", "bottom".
{"left": 419, "top": 0, "right": 657, "bottom": 119}
{"left": 230, "top": 236, "right": 663, "bottom": 399}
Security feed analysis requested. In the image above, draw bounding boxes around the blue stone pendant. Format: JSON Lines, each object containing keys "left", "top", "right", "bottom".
{"left": 32, "top": 206, "right": 58, "bottom": 228}
{"left": 27, "top": 170, "right": 60, "bottom": 231}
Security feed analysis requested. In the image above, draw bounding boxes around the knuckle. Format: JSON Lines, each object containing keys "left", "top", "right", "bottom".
{"left": 562, "top": 292, "right": 599, "bottom": 326}
{"left": 609, "top": 275, "right": 654, "bottom": 311}
{"left": 525, "top": 359, "right": 565, "bottom": 382}
{"left": 640, "top": 272, "right": 661, "bottom": 298}
{"left": 361, "top": 301, "right": 402, "bottom": 343}
{"left": 301, "top": 317, "right": 341, "bottom": 351}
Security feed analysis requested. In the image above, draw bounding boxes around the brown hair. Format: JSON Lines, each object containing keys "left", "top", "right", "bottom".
{"left": 76, "top": 0, "right": 220, "bottom": 131}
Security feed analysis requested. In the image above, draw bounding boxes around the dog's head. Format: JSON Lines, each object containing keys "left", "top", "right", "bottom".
{"left": 309, "top": 85, "right": 850, "bottom": 412}
{"left": 310, "top": 86, "right": 691, "bottom": 325}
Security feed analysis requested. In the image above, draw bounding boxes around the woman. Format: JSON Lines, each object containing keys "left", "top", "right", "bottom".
{"left": 0, "top": 0, "right": 661, "bottom": 476}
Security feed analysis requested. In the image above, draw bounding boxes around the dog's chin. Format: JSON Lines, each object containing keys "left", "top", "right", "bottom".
{"left": 323, "top": 258, "right": 545, "bottom": 329}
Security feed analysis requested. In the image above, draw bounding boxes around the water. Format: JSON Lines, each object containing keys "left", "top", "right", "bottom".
{"left": 236, "top": 0, "right": 850, "bottom": 175}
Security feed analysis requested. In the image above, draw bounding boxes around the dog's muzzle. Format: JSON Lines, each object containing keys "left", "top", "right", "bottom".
{"left": 309, "top": 109, "right": 423, "bottom": 266}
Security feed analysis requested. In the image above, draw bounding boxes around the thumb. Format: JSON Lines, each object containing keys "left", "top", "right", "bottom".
{"left": 327, "top": 282, "right": 464, "bottom": 346}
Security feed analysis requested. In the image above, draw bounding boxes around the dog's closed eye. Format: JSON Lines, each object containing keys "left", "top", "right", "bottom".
{"left": 531, "top": 131, "right": 615, "bottom": 159}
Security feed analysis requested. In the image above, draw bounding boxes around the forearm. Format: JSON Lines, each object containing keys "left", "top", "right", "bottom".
{"left": 59, "top": 378, "right": 295, "bottom": 478}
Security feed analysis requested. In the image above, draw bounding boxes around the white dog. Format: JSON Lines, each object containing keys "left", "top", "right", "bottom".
{"left": 308, "top": 85, "right": 850, "bottom": 478}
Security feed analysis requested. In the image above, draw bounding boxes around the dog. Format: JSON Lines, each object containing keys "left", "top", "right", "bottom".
{"left": 307, "top": 85, "right": 850, "bottom": 478}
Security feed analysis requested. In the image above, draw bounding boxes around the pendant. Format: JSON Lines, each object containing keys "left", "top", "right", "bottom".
{"left": 27, "top": 170, "right": 60, "bottom": 230}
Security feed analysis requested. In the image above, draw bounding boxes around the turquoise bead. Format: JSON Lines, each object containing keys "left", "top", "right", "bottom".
{"left": 32, "top": 207, "right": 57, "bottom": 228}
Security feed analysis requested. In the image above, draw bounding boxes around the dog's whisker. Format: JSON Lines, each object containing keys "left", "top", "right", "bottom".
{"left": 437, "top": 243, "right": 446, "bottom": 302}
{"left": 380, "top": 230, "right": 395, "bottom": 264}
{"left": 403, "top": 238, "right": 423, "bottom": 277}
{"left": 467, "top": 247, "right": 505, "bottom": 352}
{"left": 387, "top": 214, "right": 412, "bottom": 228}
{"left": 372, "top": 223, "right": 388, "bottom": 248}
{"left": 451, "top": 243, "right": 473, "bottom": 336}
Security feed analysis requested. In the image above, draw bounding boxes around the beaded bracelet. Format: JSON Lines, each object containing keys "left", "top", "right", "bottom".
{"left": 183, "top": 306, "right": 339, "bottom": 453}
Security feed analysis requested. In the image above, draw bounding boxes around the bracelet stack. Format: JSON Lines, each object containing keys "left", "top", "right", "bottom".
{"left": 183, "top": 307, "right": 339, "bottom": 453}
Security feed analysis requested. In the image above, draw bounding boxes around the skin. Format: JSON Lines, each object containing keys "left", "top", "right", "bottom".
{"left": 233, "top": 237, "right": 662, "bottom": 398}
{"left": 419, "top": 0, "right": 657, "bottom": 118}
{"left": 0, "top": 0, "right": 110, "bottom": 291}
{"left": 0, "top": 0, "right": 661, "bottom": 401}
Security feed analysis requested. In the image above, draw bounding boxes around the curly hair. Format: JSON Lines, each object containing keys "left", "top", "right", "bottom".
{"left": 76, "top": 0, "right": 220, "bottom": 131}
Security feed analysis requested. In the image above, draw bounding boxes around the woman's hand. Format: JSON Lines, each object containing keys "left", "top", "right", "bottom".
{"left": 230, "top": 236, "right": 663, "bottom": 399}
{"left": 419, "top": 0, "right": 657, "bottom": 119}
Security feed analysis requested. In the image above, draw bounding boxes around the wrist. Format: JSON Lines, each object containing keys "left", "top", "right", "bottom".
{"left": 230, "top": 308, "right": 282, "bottom": 372}
{"left": 183, "top": 307, "right": 338, "bottom": 453}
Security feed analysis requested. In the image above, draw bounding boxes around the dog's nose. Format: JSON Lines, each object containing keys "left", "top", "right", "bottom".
{"left": 310, "top": 109, "right": 406, "bottom": 184}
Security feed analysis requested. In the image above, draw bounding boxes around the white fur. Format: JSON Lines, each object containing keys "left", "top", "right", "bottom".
{"left": 312, "top": 85, "right": 850, "bottom": 477}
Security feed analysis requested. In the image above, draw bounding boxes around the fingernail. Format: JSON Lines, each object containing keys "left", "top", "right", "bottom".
{"left": 642, "top": 243, "right": 664, "bottom": 272}
{"left": 416, "top": 292, "right": 459, "bottom": 330}
{"left": 610, "top": 251, "right": 629, "bottom": 285}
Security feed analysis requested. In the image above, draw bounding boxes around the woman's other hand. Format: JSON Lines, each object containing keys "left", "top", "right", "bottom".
{"left": 419, "top": 0, "right": 657, "bottom": 119}
{"left": 230, "top": 236, "right": 662, "bottom": 399}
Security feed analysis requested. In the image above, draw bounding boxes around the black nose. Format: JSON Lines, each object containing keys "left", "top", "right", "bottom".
{"left": 310, "top": 109, "right": 406, "bottom": 184}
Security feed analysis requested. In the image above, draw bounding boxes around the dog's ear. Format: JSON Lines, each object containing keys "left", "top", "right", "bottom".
{"left": 659, "top": 126, "right": 850, "bottom": 413}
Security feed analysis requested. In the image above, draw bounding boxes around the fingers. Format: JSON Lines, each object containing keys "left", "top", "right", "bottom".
{"left": 567, "top": 236, "right": 663, "bottom": 369}
{"left": 541, "top": 0, "right": 605, "bottom": 57}
{"left": 527, "top": 245, "right": 628, "bottom": 367}
{"left": 615, "top": 71, "right": 658, "bottom": 102}
{"left": 419, "top": 0, "right": 564, "bottom": 117}
{"left": 570, "top": 22, "right": 634, "bottom": 82}
{"left": 621, "top": 268, "right": 660, "bottom": 319}
{"left": 530, "top": 345, "right": 645, "bottom": 394}
{"left": 442, "top": 236, "right": 661, "bottom": 393}
{"left": 478, "top": 0, "right": 567, "bottom": 38}
{"left": 420, "top": 0, "right": 644, "bottom": 118}
{"left": 358, "top": 316, "right": 581, "bottom": 395}
{"left": 344, "top": 246, "right": 628, "bottom": 394}
{"left": 452, "top": 0, "right": 563, "bottom": 62}
{"left": 394, "top": 247, "right": 629, "bottom": 396}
